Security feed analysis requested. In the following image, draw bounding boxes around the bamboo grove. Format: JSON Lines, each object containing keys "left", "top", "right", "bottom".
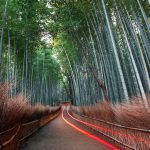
{"left": 0, "top": 0, "right": 150, "bottom": 107}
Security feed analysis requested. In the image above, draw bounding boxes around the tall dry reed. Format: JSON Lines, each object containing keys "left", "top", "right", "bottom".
{"left": 0, "top": 83, "right": 60, "bottom": 132}
{"left": 72, "top": 97, "right": 150, "bottom": 129}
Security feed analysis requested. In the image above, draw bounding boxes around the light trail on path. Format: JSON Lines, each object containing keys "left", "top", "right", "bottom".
{"left": 21, "top": 106, "right": 109, "bottom": 150}
{"left": 67, "top": 110, "right": 149, "bottom": 144}
{"left": 62, "top": 109, "right": 120, "bottom": 150}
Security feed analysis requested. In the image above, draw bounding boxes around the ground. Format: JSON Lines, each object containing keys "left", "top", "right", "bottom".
{"left": 21, "top": 108, "right": 109, "bottom": 150}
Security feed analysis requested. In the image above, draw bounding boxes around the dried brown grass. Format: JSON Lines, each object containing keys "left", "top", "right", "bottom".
{"left": 0, "top": 82, "right": 13, "bottom": 112}
{"left": 0, "top": 83, "right": 60, "bottom": 132}
{"left": 72, "top": 97, "right": 150, "bottom": 129}
{"left": 23, "top": 103, "right": 51, "bottom": 123}
{"left": 1, "top": 94, "right": 28, "bottom": 131}
{"left": 114, "top": 97, "right": 150, "bottom": 129}
{"left": 71, "top": 98, "right": 150, "bottom": 149}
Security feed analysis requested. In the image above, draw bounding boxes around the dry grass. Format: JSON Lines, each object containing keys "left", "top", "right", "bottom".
{"left": 0, "top": 82, "right": 13, "bottom": 113}
{"left": 1, "top": 94, "right": 28, "bottom": 131}
{"left": 114, "top": 97, "right": 150, "bottom": 129}
{"left": 72, "top": 97, "right": 150, "bottom": 129}
{"left": 23, "top": 103, "right": 56, "bottom": 123}
{"left": 0, "top": 83, "right": 60, "bottom": 132}
{"left": 71, "top": 98, "right": 150, "bottom": 149}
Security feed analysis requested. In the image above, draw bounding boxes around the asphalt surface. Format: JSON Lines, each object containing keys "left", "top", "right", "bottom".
{"left": 21, "top": 108, "right": 108, "bottom": 150}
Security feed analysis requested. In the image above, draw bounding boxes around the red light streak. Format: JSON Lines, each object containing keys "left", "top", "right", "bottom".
{"left": 62, "top": 110, "right": 119, "bottom": 150}
{"left": 67, "top": 111, "right": 149, "bottom": 144}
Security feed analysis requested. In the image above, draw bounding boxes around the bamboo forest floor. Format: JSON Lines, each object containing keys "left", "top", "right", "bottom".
{"left": 20, "top": 107, "right": 109, "bottom": 150}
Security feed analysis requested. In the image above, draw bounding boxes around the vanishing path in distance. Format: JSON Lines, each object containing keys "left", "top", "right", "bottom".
{"left": 21, "top": 107, "right": 111, "bottom": 150}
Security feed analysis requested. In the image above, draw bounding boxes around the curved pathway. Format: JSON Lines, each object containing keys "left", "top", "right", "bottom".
{"left": 21, "top": 107, "right": 110, "bottom": 150}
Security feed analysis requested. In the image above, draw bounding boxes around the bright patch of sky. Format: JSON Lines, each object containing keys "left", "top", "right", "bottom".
{"left": 41, "top": 32, "right": 52, "bottom": 45}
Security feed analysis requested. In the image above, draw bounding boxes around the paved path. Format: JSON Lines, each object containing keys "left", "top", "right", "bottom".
{"left": 21, "top": 109, "right": 109, "bottom": 150}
